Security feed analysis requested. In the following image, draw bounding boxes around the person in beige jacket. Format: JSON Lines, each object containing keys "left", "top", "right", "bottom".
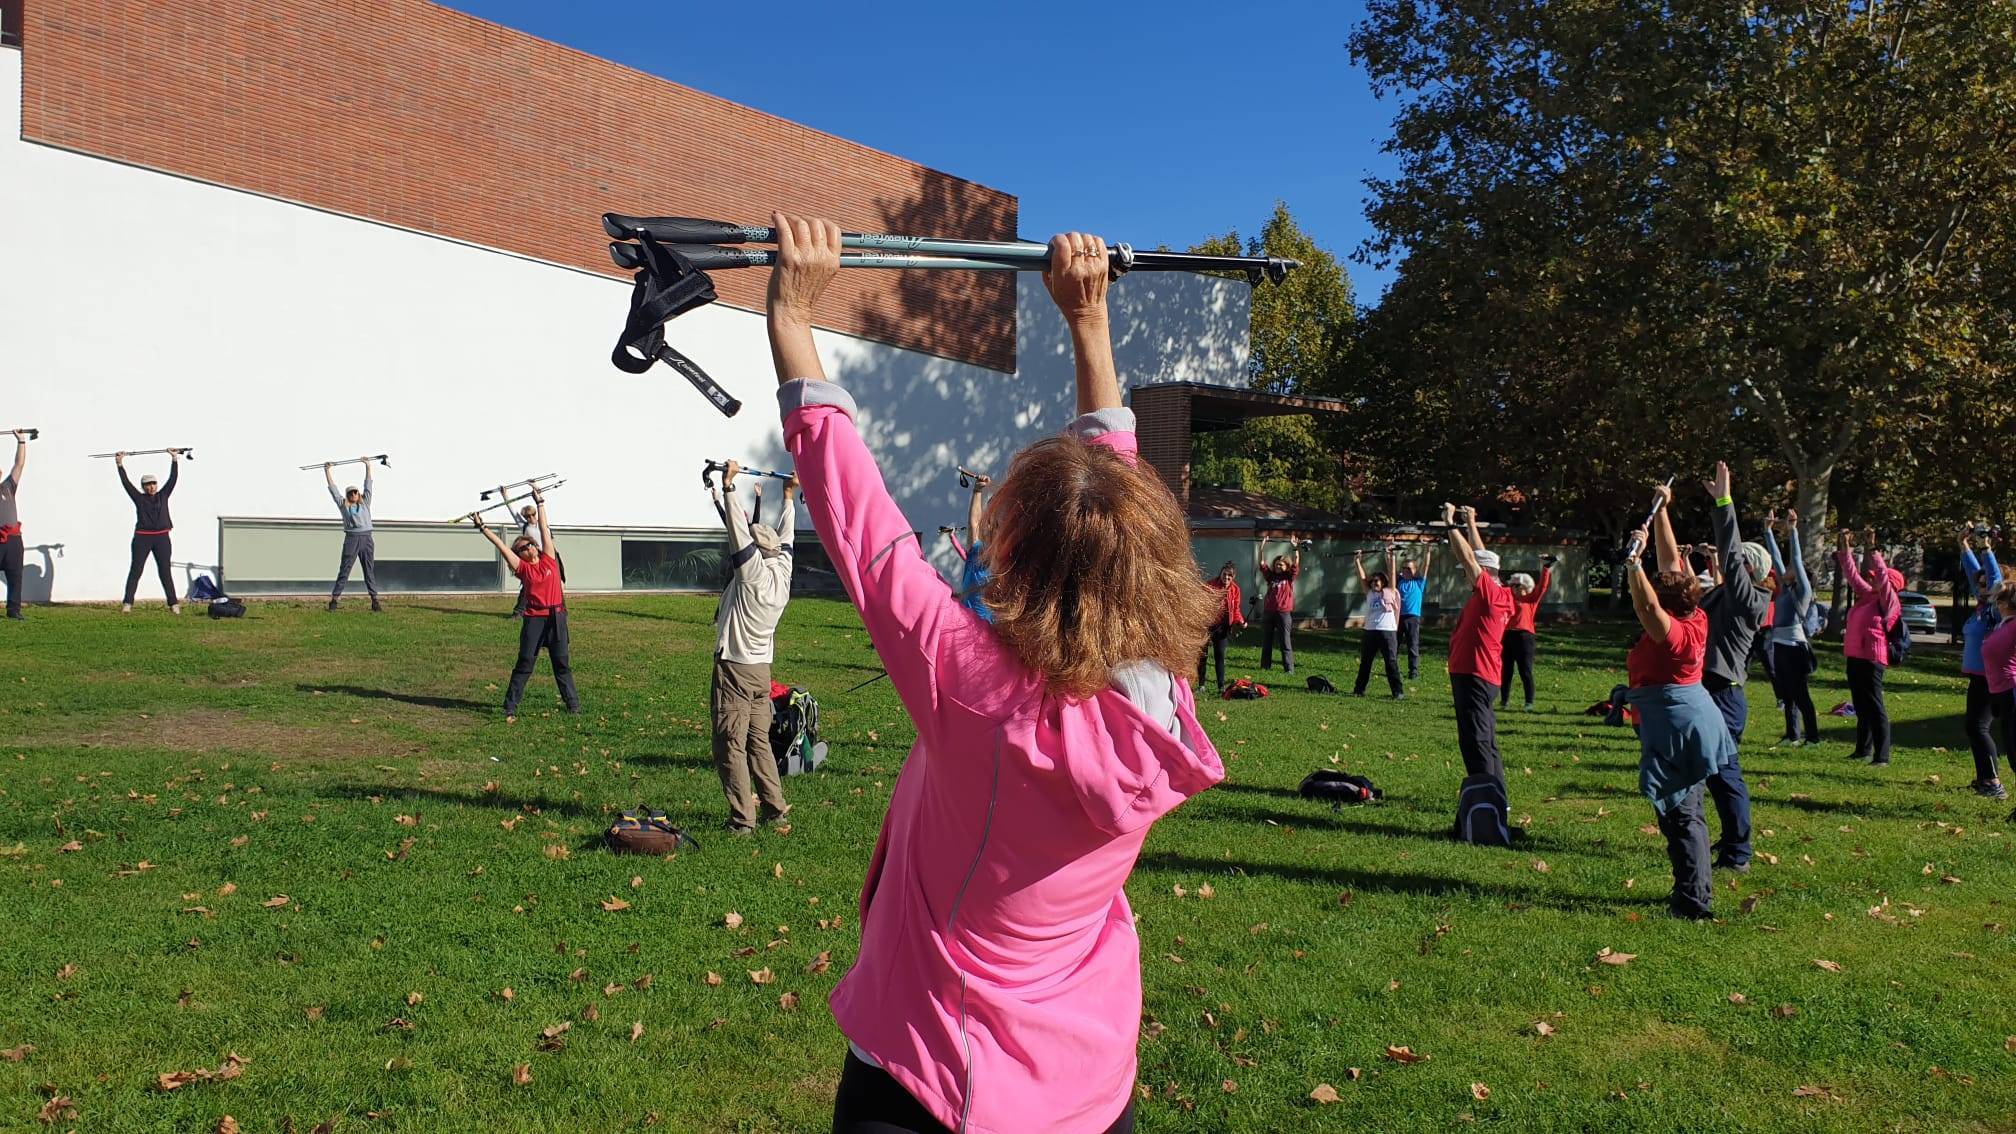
{"left": 710, "top": 459, "right": 795, "bottom": 835}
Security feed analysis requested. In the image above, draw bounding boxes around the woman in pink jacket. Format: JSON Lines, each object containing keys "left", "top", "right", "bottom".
{"left": 1977, "top": 579, "right": 2016, "bottom": 821}
{"left": 1837, "top": 528, "right": 1902, "bottom": 766}
{"left": 765, "top": 214, "right": 1223, "bottom": 1134}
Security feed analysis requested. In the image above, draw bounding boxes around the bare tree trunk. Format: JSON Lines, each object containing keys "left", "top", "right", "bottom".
{"left": 1789, "top": 460, "right": 1849, "bottom": 636}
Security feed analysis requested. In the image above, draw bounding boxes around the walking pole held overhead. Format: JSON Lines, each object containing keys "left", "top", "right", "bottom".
{"left": 956, "top": 466, "right": 988, "bottom": 489}
{"left": 460, "top": 480, "right": 568, "bottom": 521}
{"left": 481, "top": 473, "right": 559, "bottom": 501}
{"left": 90, "top": 447, "right": 193, "bottom": 459}
{"left": 703, "top": 460, "right": 790, "bottom": 481}
{"left": 299, "top": 454, "right": 390, "bottom": 471}
{"left": 1621, "top": 476, "right": 1678, "bottom": 561}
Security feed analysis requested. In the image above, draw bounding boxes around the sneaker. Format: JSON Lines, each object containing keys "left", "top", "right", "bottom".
{"left": 1713, "top": 858, "right": 1751, "bottom": 873}
{"left": 327, "top": 601, "right": 340, "bottom": 612}
{"left": 6, "top": 612, "right": 23, "bottom": 621}
{"left": 761, "top": 806, "right": 793, "bottom": 828}
{"left": 1522, "top": 702, "right": 1535, "bottom": 712}
{"left": 1868, "top": 756, "right": 1891, "bottom": 767}
{"left": 170, "top": 604, "right": 182, "bottom": 615}
{"left": 504, "top": 713, "right": 518, "bottom": 725}
{"left": 565, "top": 704, "right": 582, "bottom": 715}
{"left": 120, "top": 603, "right": 132, "bottom": 613}
{"left": 1392, "top": 692, "right": 1407, "bottom": 701}
{"left": 1970, "top": 779, "right": 2007, "bottom": 800}
{"left": 723, "top": 823, "right": 756, "bottom": 838}
{"left": 370, "top": 600, "right": 384, "bottom": 613}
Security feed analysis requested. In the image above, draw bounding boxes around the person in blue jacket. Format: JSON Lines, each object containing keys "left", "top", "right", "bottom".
{"left": 1396, "top": 545, "right": 1431, "bottom": 681}
{"left": 1763, "top": 508, "right": 1819, "bottom": 745}
{"left": 1958, "top": 525, "right": 2005, "bottom": 798}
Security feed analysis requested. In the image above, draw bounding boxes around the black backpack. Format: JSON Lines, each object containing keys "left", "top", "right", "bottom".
{"left": 207, "top": 598, "right": 246, "bottom": 619}
{"left": 1298, "top": 770, "right": 1382, "bottom": 807}
{"left": 770, "top": 686, "right": 828, "bottom": 777}
{"left": 1305, "top": 675, "right": 1338, "bottom": 694}
{"left": 1885, "top": 607, "right": 1912, "bottom": 665}
{"left": 1453, "top": 774, "right": 1512, "bottom": 846}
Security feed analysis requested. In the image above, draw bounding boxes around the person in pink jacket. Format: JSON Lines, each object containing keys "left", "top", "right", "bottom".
{"left": 1977, "top": 579, "right": 2016, "bottom": 821}
{"left": 765, "top": 213, "right": 1224, "bottom": 1134}
{"left": 1837, "top": 527, "right": 1902, "bottom": 766}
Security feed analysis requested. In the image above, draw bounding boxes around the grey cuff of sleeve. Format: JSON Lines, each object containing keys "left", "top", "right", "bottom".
{"left": 778, "top": 378, "right": 858, "bottom": 421}
{"left": 1064, "top": 407, "right": 1136, "bottom": 439}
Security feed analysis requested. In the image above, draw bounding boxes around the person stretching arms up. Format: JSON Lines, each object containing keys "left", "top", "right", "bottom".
{"left": 325, "top": 458, "right": 383, "bottom": 612}
{"left": 1958, "top": 526, "right": 2005, "bottom": 798}
{"left": 707, "top": 459, "right": 796, "bottom": 836}
{"left": 1620, "top": 519, "right": 1734, "bottom": 920}
{"left": 1763, "top": 508, "right": 1819, "bottom": 746}
{"left": 949, "top": 471, "right": 995, "bottom": 623}
{"left": 1396, "top": 546, "right": 1432, "bottom": 680}
{"left": 1838, "top": 528, "right": 1901, "bottom": 766}
{"left": 1498, "top": 562, "right": 1553, "bottom": 711}
{"left": 769, "top": 213, "right": 1221, "bottom": 1134}
{"left": 1445, "top": 503, "right": 1514, "bottom": 784}
{"left": 0, "top": 431, "right": 27, "bottom": 619}
{"left": 1197, "top": 560, "right": 1244, "bottom": 693}
{"left": 1353, "top": 546, "right": 1405, "bottom": 699}
{"left": 469, "top": 485, "right": 578, "bottom": 722}
{"left": 1256, "top": 539, "right": 1301, "bottom": 673}
{"left": 116, "top": 450, "right": 182, "bottom": 614}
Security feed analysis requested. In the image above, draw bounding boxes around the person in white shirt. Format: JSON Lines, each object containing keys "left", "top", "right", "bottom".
{"left": 710, "top": 460, "right": 796, "bottom": 835}
{"left": 1353, "top": 545, "right": 1406, "bottom": 699}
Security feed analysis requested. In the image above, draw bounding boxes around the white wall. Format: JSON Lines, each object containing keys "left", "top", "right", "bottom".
{"left": 0, "top": 47, "right": 1248, "bottom": 601}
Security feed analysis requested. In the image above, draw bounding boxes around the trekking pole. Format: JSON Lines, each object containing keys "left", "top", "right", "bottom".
{"left": 481, "top": 473, "right": 559, "bottom": 501}
{"left": 703, "top": 460, "right": 791, "bottom": 482}
{"left": 603, "top": 215, "right": 1304, "bottom": 285}
{"left": 1621, "top": 476, "right": 1678, "bottom": 561}
{"left": 956, "top": 467, "right": 988, "bottom": 489}
{"left": 5, "top": 428, "right": 38, "bottom": 440}
{"left": 841, "top": 669, "right": 891, "bottom": 695}
{"left": 90, "top": 447, "right": 194, "bottom": 459}
{"left": 299, "top": 454, "right": 390, "bottom": 471}
{"left": 455, "top": 480, "right": 567, "bottom": 522}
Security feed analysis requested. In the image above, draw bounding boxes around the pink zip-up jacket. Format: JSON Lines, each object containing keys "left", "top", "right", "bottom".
{"left": 780, "top": 379, "right": 1223, "bottom": 1133}
{"left": 1837, "top": 548, "right": 1900, "bottom": 664}
{"left": 1983, "top": 619, "right": 2016, "bottom": 695}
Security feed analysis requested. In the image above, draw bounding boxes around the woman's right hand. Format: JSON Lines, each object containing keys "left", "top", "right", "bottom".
{"left": 768, "top": 213, "right": 842, "bottom": 323}
{"left": 1041, "top": 232, "right": 1111, "bottom": 322}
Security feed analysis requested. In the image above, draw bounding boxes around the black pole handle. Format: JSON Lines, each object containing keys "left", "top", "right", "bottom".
{"left": 7, "top": 428, "right": 37, "bottom": 440}
{"left": 603, "top": 214, "right": 769, "bottom": 245}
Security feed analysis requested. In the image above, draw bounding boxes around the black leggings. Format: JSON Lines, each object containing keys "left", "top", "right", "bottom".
{"left": 1770, "top": 642, "right": 1819, "bottom": 741}
{"left": 124, "top": 531, "right": 177, "bottom": 605}
{"left": 1967, "top": 674, "right": 2010, "bottom": 783}
{"left": 1197, "top": 622, "right": 1232, "bottom": 690}
{"left": 1260, "top": 610, "right": 1293, "bottom": 672}
{"left": 1, "top": 536, "right": 21, "bottom": 616}
{"left": 1355, "top": 628, "right": 1401, "bottom": 696}
{"left": 504, "top": 609, "right": 578, "bottom": 715}
{"left": 833, "top": 1051, "right": 1134, "bottom": 1134}
{"left": 1845, "top": 657, "right": 1890, "bottom": 763}
{"left": 1499, "top": 629, "right": 1536, "bottom": 706}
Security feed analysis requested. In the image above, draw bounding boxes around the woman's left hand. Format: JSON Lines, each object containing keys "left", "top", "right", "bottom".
{"left": 1042, "top": 232, "right": 1111, "bottom": 322}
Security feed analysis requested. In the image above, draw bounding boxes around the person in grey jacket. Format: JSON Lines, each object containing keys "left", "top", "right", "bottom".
{"left": 1653, "top": 460, "right": 1769, "bottom": 871}
{"left": 710, "top": 459, "right": 796, "bottom": 835}
{"left": 326, "top": 459, "right": 383, "bottom": 611}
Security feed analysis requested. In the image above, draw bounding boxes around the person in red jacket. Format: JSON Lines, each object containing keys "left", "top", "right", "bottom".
{"left": 1256, "top": 540, "right": 1303, "bottom": 673}
{"left": 1445, "top": 504, "right": 1515, "bottom": 782}
{"left": 470, "top": 485, "right": 579, "bottom": 722}
{"left": 1498, "top": 559, "right": 1554, "bottom": 710}
{"left": 1197, "top": 560, "right": 1245, "bottom": 692}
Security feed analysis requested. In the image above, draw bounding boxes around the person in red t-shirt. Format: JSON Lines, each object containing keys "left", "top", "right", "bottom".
{"left": 1197, "top": 560, "right": 1246, "bottom": 692}
{"left": 1622, "top": 514, "right": 1735, "bottom": 920}
{"left": 470, "top": 484, "right": 580, "bottom": 723}
{"left": 1256, "top": 540, "right": 1303, "bottom": 673}
{"left": 1444, "top": 504, "right": 1514, "bottom": 782}
{"left": 1498, "top": 561, "right": 1553, "bottom": 711}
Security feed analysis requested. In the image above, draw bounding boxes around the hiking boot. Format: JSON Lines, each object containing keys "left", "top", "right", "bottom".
{"left": 370, "top": 599, "right": 384, "bottom": 612}
{"left": 1713, "top": 857, "right": 1750, "bottom": 873}
{"left": 6, "top": 612, "right": 23, "bottom": 621}
{"left": 1971, "top": 779, "right": 2007, "bottom": 800}
{"left": 723, "top": 823, "right": 756, "bottom": 838}
{"left": 761, "top": 806, "right": 793, "bottom": 828}
{"left": 327, "top": 600, "right": 340, "bottom": 612}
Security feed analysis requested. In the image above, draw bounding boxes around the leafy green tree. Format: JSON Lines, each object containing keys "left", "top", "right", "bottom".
{"left": 1349, "top": 0, "right": 2016, "bottom": 557}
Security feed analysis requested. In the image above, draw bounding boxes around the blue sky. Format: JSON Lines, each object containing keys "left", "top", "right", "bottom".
{"left": 446, "top": 0, "right": 1402, "bottom": 301}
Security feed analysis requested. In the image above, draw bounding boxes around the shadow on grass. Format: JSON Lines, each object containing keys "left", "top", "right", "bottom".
{"left": 1134, "top": 850, "right": 1659, "bottom": 915}
{"left": 404, "top": 604, "right": 514, "bottom": 620}
{"left": 593, "top": 606, "right": 715, "bottom": 626}
{"left": 1198, "top": 795, "right": 1624, "bottom": 858}
{"left": 325, "top": 783, "right": 604, "bottom": 820}
{"left": 295, "top": 683, "right": 491, "bottom": 712}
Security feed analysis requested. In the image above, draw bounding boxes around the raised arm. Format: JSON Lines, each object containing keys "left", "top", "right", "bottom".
{"left": 720, "top": 470, "right": 763, "bottom": 583}
{"left": 777, "top": 473, "right": 798, "bottom": 548}
{"left": 1837, "top": 529, "right": 1873, "bottom": 597}
{"left": 1353, "top": 550, "right": 1368, "bottom": 585}
{"left": 1386, "top": 544, "right": 1399, "bottom": 587}
{"left": 1044, "top": 233, "right": 1120, "bottom": 414}
{"left": 1705, "top": 461, "right": 1753, "bottom": 604}
{"left": 469, "top": 514, "right": 511, "bottom": 559}
{"left": 1462, "top": 505, "right": 1486, "bottom": 550}
{"left": 1959, "top": 529, "right": 1982, "bottom": 598}
{"left": 361, "top": 459, "right": 374, "bottom": 506}
{"left": 116, "top": 454, "right": 141, "bottom": 502}
{"left": 325, "top": 462, "right": 344, "bottom": 506}
{"left": 9, "top": 431, "right": 26, "bottom": 486}
{"left": 1650, "top": 482, "right": 1682, "bottom": 575}
{"left": 1623, "top": 530, "right": 1673, "bottom": 641}
{"left": 1444, "top": 502, "right": 1483, "bottom": 581}
{"left": 1864, "top": 529, "right": 1894, "bottom": 604}
{"left": 966, "top": 473, "right": 989, "bottom": 545}
{"left": 533, "top": 490, "right": 553, "bottom": 559}
{"left": 161, "top": 453, "right": 180, "bottom": 497}
{"left": 1534, "top": 564, "right": 1553, "bottom": 601}
{"left": 1782, "top": 511, "right": 1810, "bottom": 599}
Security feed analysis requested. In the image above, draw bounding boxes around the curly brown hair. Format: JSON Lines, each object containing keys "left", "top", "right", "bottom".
{"left": 1650, "top": 570, "right": 1701, "bottom": 618}
{"left": 978, "top": 434, "right": 1217, "bottom": 700}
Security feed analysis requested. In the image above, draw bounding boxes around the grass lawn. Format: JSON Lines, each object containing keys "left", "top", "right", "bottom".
{"left": 3, "top": 596, "right": 2014, "bottom": 1133}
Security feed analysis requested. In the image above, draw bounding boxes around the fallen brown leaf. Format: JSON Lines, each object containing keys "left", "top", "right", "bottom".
{"left": 406, "top": 991, "right": 423, "bottom": 1007}
{"left": 1384, "top": 1045, "right": 1429, "bottom": 1064}
{"left": 512, "top": 1064, "right": 532, "bottom": 1086}
{"left": 1739, "top": 895, "right": 1761, "bottom": 914}
{"left": 629, "top": 1020, "right": 644, "bottom": 1043}
{"left": 704, "top": 972, "right": 723, "bottom": 987}
{"left": 498, "top": 987, "right": 515, "bottom": 1002}
{"left": 305, "top": 1005, "right": 325, "bottom": 1021}
{"left": 54, "top": 963, "right": 77, "bottom": 981}
{"left": 779, "top": 991, "right": 800, "bottom": 1011}
{"left": 1596, "top": 949, "right": 1636, "bottom": 966}
{"left": 1347, "top": 1067, "right": 1362, "bottom": 1081}
{"left": 1773, "top": 1003, "right": 1800, "bottom": 1018}
{"left": 749, "top": 968, "right": 775, "bottom": 985}
{"left": 600, "top": 896, "right": 632, "bottom": 912}
{"left": 539, "top": 1021, "right": 571, "bottom": 1040}
{"left": 217, "top": 1116, "right": 241, "bottom": 1134}
{"left": 217, "top": 882, "right": 237, "bottom": 897}
{"left": 1532, "top": 859, "right": 1551, "bottom": 874}
{"left": 724, "top": 912, "right": 744, "bottom": 930}
{"left": 807, "top": 951, "right": 832, "bottom": 975}
{"left": 262, "top": 895, "right": 290, "bottom": 909}
{"left": 1471, "top": 1082, "right": 1491, "bottom": 1101}
{"left": 1813, "top": 959, "right": 1843, "bottom": 973}
{"left": 1310, "top": 1083, "right": 1342, "bottom": 1104}
{"left": 1532, "top": 1021, "right": 1556, "bottom": 1037}
{"left": 37, "top": 1095, "right": 75, "bottom": 1124}
{"left": 0, "top": 1042, "right": 32, "bottom": 1062}
{"left": 1197, "top": 883, "right": 1216, "bottom": 899}
{"left": 1728, "top": 993, "right": 1748, "bottom": 1005}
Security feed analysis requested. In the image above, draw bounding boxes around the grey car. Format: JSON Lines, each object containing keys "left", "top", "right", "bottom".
{"left": 1898, "top": 591, "right": 1938, "bottom": 635}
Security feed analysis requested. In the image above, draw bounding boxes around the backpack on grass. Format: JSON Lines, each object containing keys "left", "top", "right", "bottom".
{"left": 1453, "top": 774, "right": 1512, "bottom": 847}
{"left": 207, "top": 598, "right": 245, "bottom": 619}
{"left": 1298, "top": 770, "right": 1382, "bottom": 808}
{"left": 189, "top": 575, "right": 222, "bottom": 601}
{"left": 1223, "top": 677, "right": 1270, "bottom": 701}
{"left": 604, "top": 807, "right": 695, "bottom": 854}
{"left": 770, "top": 685, "right": 828, "bottom": 777}
{"left": 1305, "top": 675, "right": 1338, "bottom": 694}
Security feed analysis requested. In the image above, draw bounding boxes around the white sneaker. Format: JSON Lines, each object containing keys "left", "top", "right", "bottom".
{"left": 120, "top": 603, "right": 132, "bottom": 613}
{"left": 170, "top": 604, "right": 183, "bottom": 615}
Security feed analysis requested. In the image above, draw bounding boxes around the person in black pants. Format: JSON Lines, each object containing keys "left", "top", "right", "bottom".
{"left": 1196, "top": 560, "right": 1244, "bottom": 692}
{"left": 1396, "top": 546, "right": 1431, "bottom": 681}
{"left": 116, "top": 450, "right": 183, "bottom": 614}
{"left": 1257, "top": 539, "right": 1303, "bottom": 673}
{"left": 0, "top": 431, "right": 27, "bottom": 620}
{"left": 470, "top": 486, "right": 578, "bottom": 722}
{"left": 1352, "top": 546, "right": 1405, "bottom": 698}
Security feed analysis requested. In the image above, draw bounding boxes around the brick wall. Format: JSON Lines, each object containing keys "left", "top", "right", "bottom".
{"left": 1132, "top": 385, "right": 1194, "bottom": 505}
{"left": 18, "top": 0, "right": 1017, "bottom": 370}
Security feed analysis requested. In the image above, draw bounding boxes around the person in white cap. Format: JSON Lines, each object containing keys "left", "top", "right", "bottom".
{"left": 1443, "top": 504, "right": 1514, "bottom": 782}
{"left": 115, "top": 450, "right": 182, "bottom": 613}
{"left": 709, "top": 459, "right": 795, "bottom": 835}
